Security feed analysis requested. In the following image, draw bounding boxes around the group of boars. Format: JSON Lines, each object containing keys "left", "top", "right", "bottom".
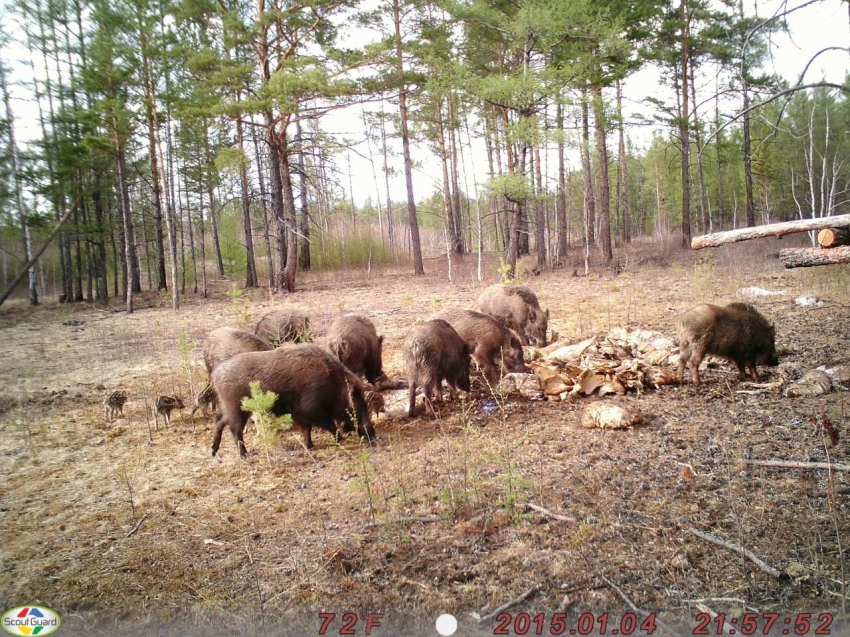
{"left": 106, "top": 282, "right": 780, "bottom": 459}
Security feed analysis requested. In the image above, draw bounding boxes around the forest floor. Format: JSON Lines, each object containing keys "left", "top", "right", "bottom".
{"left": 1, "top": 237, "right": 849, "bottom": 637}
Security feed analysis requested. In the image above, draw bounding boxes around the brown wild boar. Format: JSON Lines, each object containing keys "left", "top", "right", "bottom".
{"left": 203, "top": 327, "right": 272, "bottom": 375}
{"left": 155, "top": 395, "right": 184, "bottom": 429}
{"left": 403, "top": 319, "right": 471, "bottom": 417}
{"left": 436, "top": 308, "right": 526, "bottom": 383}
{"left": 254, "top": 310, "right": 311, "bottom": 345}
{"left": 104, "top": 390, "right": 127, "bottom": 422}
{"left": 477, "top": 284, "right": 549, "bottom": 347}
{"left": 211, "top": 344, "right": 376, "bottom": 457}
{"left": 191, "top": 384, "right": 217, "bottom": 419}
{"left": 325, "top": 315, "right": 384, "bottom": 384}
{"left": 677, "top": 302, "right": 779, "bottom": 386}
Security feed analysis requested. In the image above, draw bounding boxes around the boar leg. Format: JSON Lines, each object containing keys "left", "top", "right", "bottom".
{"left": 677, "top": 343, "right": 691, "bottom": 384}
{"left": 295, "top": 421, "right": 314, "bottom": 449}
{"left": 688, "top": 355, "right": 702, "bottom": 387}
{"left": 233, "top": 421, "right": 249, "bottom": 458}
{"left": 474, "top": 347, "right": 499, "bottom": 384}
{"left": 212, "top": 414, "right": 227, "bottom": 456}
{"left": 408, "top": 374, "right": 419, "bottom": 417}
{"left": 747, "top": 364, "right": 761, "bottom": 382}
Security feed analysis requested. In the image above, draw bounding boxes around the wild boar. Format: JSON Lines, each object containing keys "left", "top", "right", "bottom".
{"left": 104, "top": 390, "right": 127, "bottom": 422}
{"left": 436, "top": 308, "right": 526, "bottom": 383}
{"left": 477, "top": 284, "right": 549, "bottom": 347}
{"left": 403, "top": 319, "right": 471, "bottom": 417}
{"left": 210, "top": 344, "right": 376, "bottom": 457}
{"left": 254, "top": 310, "right": 311, "bottom": 346}
{"left": 325, "top": 315, "right": 384, "bottom": 384}
{"left": 190, "top": 384, "right": 217, "bottom": 419}
{"left": 203, "top": 327, "right": 272, "bottom": 375}
{"left": 154, "top": 395, "right": 184, "bottom": 429}
{"left": 677, "top": 302, "right": 779, "bottom": 386}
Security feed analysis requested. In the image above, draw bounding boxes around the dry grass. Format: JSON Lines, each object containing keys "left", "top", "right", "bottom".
{"left": 1, "top": 238, "right": 848, "bottom": 636}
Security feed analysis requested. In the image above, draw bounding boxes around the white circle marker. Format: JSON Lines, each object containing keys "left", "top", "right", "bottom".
{"left": 435, "top": 613, "right": 458, "bottom": 636}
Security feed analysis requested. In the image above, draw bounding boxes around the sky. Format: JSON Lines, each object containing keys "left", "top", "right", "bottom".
{"left": 1, "top": 0, "right": 848, "bottom": 210}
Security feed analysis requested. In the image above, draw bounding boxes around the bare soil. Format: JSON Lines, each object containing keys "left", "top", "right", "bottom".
{"left": 1, "top": 239, "right": 849, "bottom": 636}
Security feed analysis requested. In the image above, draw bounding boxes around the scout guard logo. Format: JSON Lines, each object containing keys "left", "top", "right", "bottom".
{"left": 2, "top": 607, "right": 61, "bottom": 636}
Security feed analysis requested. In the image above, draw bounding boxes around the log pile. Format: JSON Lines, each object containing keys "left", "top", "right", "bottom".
{"left": 778, "top": 246, "right": 850, "bottom": 269}
{"left": 691, "top": 214, "right": 850, "bottom": 269}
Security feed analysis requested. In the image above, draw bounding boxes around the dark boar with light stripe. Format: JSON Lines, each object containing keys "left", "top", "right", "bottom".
{"left": 211, "top": 344, "right": 376, "bottom": 457}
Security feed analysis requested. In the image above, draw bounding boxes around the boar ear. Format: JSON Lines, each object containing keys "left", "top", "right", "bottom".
{"left": 378, "top": 335, "right": 384, "bottom": 345}
{"left": 545, "top": 309, "right": 550, "bottom": 319}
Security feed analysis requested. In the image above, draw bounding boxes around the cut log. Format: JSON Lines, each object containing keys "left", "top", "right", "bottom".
{"left": 817, "top": 227, "right": 850, "bottom": 248}
{"left": 779, "top": 246, "right": 850, "bottom": 269}
{"left": 691, "top": 214, "right": 850, "bottom": 250}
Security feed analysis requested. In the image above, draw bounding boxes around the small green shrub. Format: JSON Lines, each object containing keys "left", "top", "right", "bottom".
{"left": 241, "top": 381, "right": 292, "bottom": 465}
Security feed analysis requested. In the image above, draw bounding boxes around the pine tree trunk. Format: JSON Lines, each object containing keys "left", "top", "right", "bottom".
{"left": 111, "top": 196, "right": 120, "bottom": 298}
{"left": 140, "top": 209, "right": 153, "bottom": 288}
{"left": 679, "top": 0, "right": 693, "bottom": 245}
{"left": 151, "top": 101, "right": 180, "bottom": 308}
{"left": 534, "top": 142, "right": 546, "bottom": 270}
{"left": 91, "top": 170, "right": 109, "bottom": 300}
{"left": 484, "top": 111, "right": 502, "bottom": 251}
{"left": 45, "top": 8, "right": 73, "bottom": 301}
{"left": 296, "top": 119, "right": 311, "bottom": 271}
{"left": 738, "top": 0, "right": 756, "bottom": 228}
{"left": 183, "top": 164, "right": 197, "bottom": 295}
{"left": 581, "top": 95, "right": 597, "bottom": 247}
{"left": 251, "top": 118, "right": 275, "bottom": 285}
{"left": 278, "top": 128, "right": 299, "bottom": 292}
{"left": 437, "top": 99, "right": 460, "bottom": 253}
{"left": 448, "top": 95, "right": 464, "bottom": 254}
{"left": 116, "top": 142, "right": 134, "bottom": 313}
{"left": 177, "top": 179, "right": 186, "bottom": 295}
{"left": 715, "top": 69, "right": 723, "bottom": 231}
{"left": 689, "top": 62, "right": 709, "bottom": 234}
{"left": 616, "top": 80, "right": 631, "bottom": 243}
{"left": 393, "top": 0, "right": 424, "bottom": 275}
{"left": 237, "top": 112, "right": 258, "bottom": 287}
{"left": 139, "top": 27, "right": 168, "bottom": 292}
{"left": 590, "top": 81, "right": 613, "bottom": 264}
{"left": 0, "top": 60, "right": 38, "bottom": 305}
{"left": 379, "top": 99, "right": 395, "bottom": 247}
{"left": 198, "top": 170, "right": 208, "bottom": 298}
{"left": 33, "top": 0, "right": 69, "bottom": 301}
{"left": 51, "top": 11, "right": 84, "bottom": 302}
{"left": 361, "top": 109, "right": 385, "bottom": 245}
{"left": 556, "top": 99, "right": 568, "bottom": 261}
{"left": 203, "top": 129, "right": 226, "bottom": 278}
{"left": 265, "top": 113, "right": 287, "bottom": 281}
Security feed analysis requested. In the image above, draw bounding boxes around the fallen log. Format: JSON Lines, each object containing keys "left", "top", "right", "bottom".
{"left": 0, "top": 197, "right": 81, "bottom": 307}
{"left": 817, "top": 227, "right": 850, "bottom": 248}
{"left": 691, "top": 214, "right": 850, "bottom": 250}
{"left": 779, "top": 246, "right": 850, "bottom": 269}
